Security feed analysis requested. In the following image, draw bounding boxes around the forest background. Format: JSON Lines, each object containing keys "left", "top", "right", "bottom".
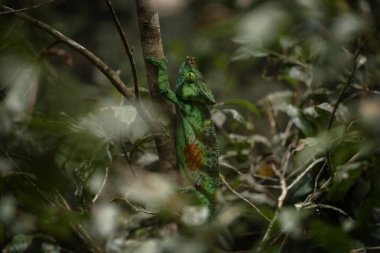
{"left": 1, "top": 0, "right": 380, "bottom": 252}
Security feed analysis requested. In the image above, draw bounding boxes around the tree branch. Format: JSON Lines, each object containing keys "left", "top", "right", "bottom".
{"left": 104, "top": 0, "right": 156, "bottom": 131}
{"left": 256, "top": 164, "right": 287, "bottom": 252}
{"left": 327, "top": 44, "right": 361, "bottom": 130}
{"left": 0, "top": 0, "right": 56, "bottom": 15}
{"left": 92, "top": 167, "right": 109, "bottom": 204}
{"left": 1, "top": 5, "right": 135, "bottom": 99}
{"left": 55, "top": 192, "right": 104, "bottom": 253}
{"left": 135, "top": 0, "right": 179, "bottom": 181}
{"left": 220, "top": 174, "right": 271, "bottom": 222}
{"left": 287, "top": 158, "right": 326, "bottom": 190}
{"left": 104, "top": 0, "right": 140, "bottom": 99}
{"left": 351, "top": 246, "right": 380, "bottom": 253}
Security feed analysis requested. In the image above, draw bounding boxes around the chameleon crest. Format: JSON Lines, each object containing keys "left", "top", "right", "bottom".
{"left": 147, "top": 56, "right": 220, "bottom": 217}
{"left": 175, "top": 56, "right": 216, "bottom": 105}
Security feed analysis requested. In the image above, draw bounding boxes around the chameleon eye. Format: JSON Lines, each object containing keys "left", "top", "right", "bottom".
{"left": 184, "top": 72, "right": 197, "bottom": 83}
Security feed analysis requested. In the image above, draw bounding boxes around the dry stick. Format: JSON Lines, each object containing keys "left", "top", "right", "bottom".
{"left": 313, "top": 159, "right": 327, "bottom": 192}
{"left": 19, "top": 174, "right": 103, "bottom": 253}
{"left": 351, "top": 246, "right": 380, "bottom": 253}
{"left": 302, "top": 176, "right": 331, "bottom": 208}
{"left": 327, "top": 46, "right": 361, "bottom": 130}
{"left": 272, "top": 166, "right": 287, "bottom": 209}
{"left": 92, "top": 167, "right": 109, "bottom": 204}
{"left": 316, "top": 43, "right": 362, "bottom": 200}
{"left": 256, "top": 165, "right": 287, "bottom": 252}
{"left": 104, "top": 0, "right": 155, "bottom": 130}
{"left": 287, "top": 157, "right": 326, "bottom": 190}
{"left": 281, "top": 121, "right": 293, "bottom": 146}
{"left": 1, "top": 5, "right": 135, "bottom": 99}
{"left": 278, "top": 48, "right": 361, "bottom": 246}
{"left": 121, "top": 196, "right": 158, "bottom": 215}
{"left": 0, "top": 0, "right": 56, "bottom": 15}
{"left": 312, "top": 38, "right": 371, "bottom": 205}
{"left": 267, "top": 50, "right": 309, "bottom": 69}
{"left": 326, "top": 44, "right": 361, "bottom": 175}
{"left": 314, "top": 204, "right": 352, "bottom": 219}
{"left": 55, "top": 192, "right": 104, "bottom": 253}
{"left": 120, "top": 141, "right": 138, "bottom": 178}
{"left": 220, "top": 174, "right": 271, "bottom": 222}
{"left": 104, "top": 0, "right": 139, "bottom": 99}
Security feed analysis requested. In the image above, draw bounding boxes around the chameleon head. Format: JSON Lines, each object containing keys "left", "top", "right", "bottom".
{"left": 175, "top": 56, "right": 216, "bottom": 105}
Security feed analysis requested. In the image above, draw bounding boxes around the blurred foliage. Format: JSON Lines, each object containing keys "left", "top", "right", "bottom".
{"left": 1, "top": 0, "right": 380, "bottom": 252}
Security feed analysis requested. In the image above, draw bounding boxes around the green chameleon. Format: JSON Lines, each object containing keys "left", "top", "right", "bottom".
{"left": 146, "top": 56, "right": 220, "bottom": 217}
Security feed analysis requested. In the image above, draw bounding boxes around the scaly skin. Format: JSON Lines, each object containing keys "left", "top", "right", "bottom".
{"left": 146, "top": 56, "right": 220, "bottom": 216}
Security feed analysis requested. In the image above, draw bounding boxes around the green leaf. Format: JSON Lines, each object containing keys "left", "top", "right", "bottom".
{"left": 315, "top": 102, "right": 333, "bottom": 114}
{"left": 129, "top": 134, "right": 155, "bottom": 161}
{"left": 231, "top": 47, "right": 268, "bottom": 61}
{"left": 42, "top": 242, "right": 61, "bottom": 253}
{"left": 259, "top": 90, "right": 293, "bottom": 108}
{"left": 295, "top": 133, "right": 330, "bottom": 165}
{"left": 3, "top": 234, "right": 62, "bottom": 253}
{"left": 278, "top": 104, "right": 314, "bottom": 136}
{"left": 222, "top": 99, "right": 260, "bottom": 115}
{"left": 328, "top": 162, "right": 363, "bottom": 201}
{"left": 3, "top": 234, "right": 33, "bottom": 253}
{"left": 235, "top": 4, "right": 288, "bottom": 46}
{"left": 278, "top": 207, "right": 309, "bottom": 238}
{"left": 280, "top": 75, "right": 299, "bottom": 88}
{"left": 315, "top": 102, "right": 350, "bottom": 123}
{"left": 220, "top": 109, "right": 254, "bottom": 130}
{"left": 310, "top": 220, "right": 354, "bottom": 253}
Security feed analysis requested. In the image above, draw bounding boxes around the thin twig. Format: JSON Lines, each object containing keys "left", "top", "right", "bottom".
{"left": 313, "top": 159, "right": 328, "bottom": 192}
{"left": 1, "top": 5, "right": 135, "bottom": 99}
{"left": 351, "top": 246, "right": 380, "bottom": 253}
{"left": 315, "top": 204, "right": 352, "bottom": 220}
{"left": 345, "top": 146, "right": 369, "bottom": 165}
{"left": 55, "top": 192, "right": 104, "bottom": 253}
{"left": 104, "top": 0, "right": 140, "bottom": 99}
{"left": 92, "top": 167, "right": 109, "bottom": 203}
{"left": 220, "top": 174, "right": 271, "bottom": 222}
{"left": 286, "top": 155, "right": 314, "bottom": 179}
{"left": 0, "top": 0, "right": 56, "bottom": 15}
{"left": 268, "top": 50, "right": 309, "bottom": 69}
{"left": 301, "top": 201, "right": 352, "bottom": 220}
{"left": 325, "top": 42, "right": 362, "bottom": 180}
{"left": 220, "top": 160, "right": 243, "bottom": 175}
{"left": 122, "top": 196, "right": 158, "bottom": 215}
{"left": 287, "top": 158, "right": 325, "bottom": 190}
{"left": 256, "top": 165, "right": 287, "bottom": 252}
{"left": 272, "top": 165, "right": 287, "bottom": 209}
{"left": 253, "top": 174, "right": 278, "bottom": 182}
{"left": 327, "top": 44, "right": 361, "bottom": 130}
{"left": 280, "top": 149, "right": 292, "bottom": 175}
{"left": 301, "top": 177, "right": 331, "bottom": 207}
{"left": 278, "top": 233, "right": 289, "bottom": 252}
{"left": 34, "top": 185, "right": 102, "bottom": 252}
{"left": 263, "top": 184, "right": 282, "bottom": 189}
{"left": 119, "top": 141, "right": 139, "bottom": 178}
{"left": 281, "top": 121, "right": 294, "bottom": 146}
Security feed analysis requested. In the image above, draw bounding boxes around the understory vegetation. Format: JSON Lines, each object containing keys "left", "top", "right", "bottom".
{"left": 1, "top": 0, "right": 380, "bottom": 252}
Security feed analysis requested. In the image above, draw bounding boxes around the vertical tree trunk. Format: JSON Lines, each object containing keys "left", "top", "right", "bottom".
{"left": 135, "top": 0, "right": 180, "bottom": 182}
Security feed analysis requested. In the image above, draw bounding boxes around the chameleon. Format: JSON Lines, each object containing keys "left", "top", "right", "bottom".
{"left": 146, "top": 56, "right": 220, "bottom": 217}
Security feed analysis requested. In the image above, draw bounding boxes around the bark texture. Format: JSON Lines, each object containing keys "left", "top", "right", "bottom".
{"left": 135, "top": 0, "right": 179, "bottom": 182}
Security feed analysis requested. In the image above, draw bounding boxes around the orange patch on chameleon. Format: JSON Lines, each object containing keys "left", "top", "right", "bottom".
{"left": 184, "top": 143, "right": 204, "bottom": 171}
